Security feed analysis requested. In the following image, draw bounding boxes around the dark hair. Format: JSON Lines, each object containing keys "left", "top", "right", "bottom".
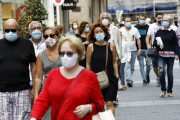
{"left": 119, "top": 24, "right": 124, "bottom": 27}
{"left": 124, "top": 17, "right": 131, "bottom": 21}
{"left": 139, "top": 14, "right": 146, "bottom": 19}
{"left": 156, "top": 13, "right": 163, "bottom": 18}
{"left": 78, "top": 21, "right": 89, "bottom": 35}
{"left": 55, "top": 25, "right": 63, "bottom": 35}
{"left": 87, "top": 23, "right": 110, "bottom": 43}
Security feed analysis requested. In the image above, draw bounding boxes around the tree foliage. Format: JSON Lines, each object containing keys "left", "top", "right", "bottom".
{"left": 18, "top": 0, "right": 48, "bottom": 38}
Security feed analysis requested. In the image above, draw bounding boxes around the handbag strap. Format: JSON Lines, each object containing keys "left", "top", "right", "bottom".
{"left": 53, "top": 69, "right": 87, "bottom": 120}
{"left": 105, "top": 42, "right": 108, "bottom": 73}
{"left": 94, "top": 102, "right": 102, "bottom": 112}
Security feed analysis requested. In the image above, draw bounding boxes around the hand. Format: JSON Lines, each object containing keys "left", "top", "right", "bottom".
{"left": 175, "top": 55, "right": 179, "bottom": 60}
{"left": 137, "top": 51, "right": 141, "bottom": 56}
{"left": 147, "top": 45, "right": 151, "bottom": 50}
{"left": 127, "top": 61, "right": 130, "bottom": 64}
{"left": 74, "top": 104, "right": 91, "bottom": 118}
{"left": 117, "top": 60, "right": 121, "bottom": 66}
{"left": 31, "top": 88, "right": 35, "bottom": 101}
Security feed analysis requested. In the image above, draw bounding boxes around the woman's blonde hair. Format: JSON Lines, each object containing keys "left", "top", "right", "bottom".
{"left": 58, "top": 35, "right": 85, "bottom": 60}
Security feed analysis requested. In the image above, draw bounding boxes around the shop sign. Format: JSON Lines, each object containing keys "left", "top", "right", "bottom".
{"left": 62, "top": 0, "right": 76, "bottom": 10}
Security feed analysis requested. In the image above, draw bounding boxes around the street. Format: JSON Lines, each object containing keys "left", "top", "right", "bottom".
{"left": 115, "top": 60, "right": 180, "bottom": 120}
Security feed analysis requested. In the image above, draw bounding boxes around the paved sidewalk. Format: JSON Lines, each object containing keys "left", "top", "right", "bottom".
{"left": 115, "top": 60, "right": 180, "bottom": 120}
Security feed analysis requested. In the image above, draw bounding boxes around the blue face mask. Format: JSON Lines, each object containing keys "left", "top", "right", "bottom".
{"left": 31, "top": 30, "right": 41, "bottom": 39}
{"left": 5, "top": 32, "right": 17, "bottom": 42}
{"left": 126, "top": 22, "right": 131, "bottom": 28}
{"left": 84, "top": 28, "right": 89, "bottom": 33}
{"left": 162, "top": 21, "right": 169, "bottom": 28}
{"left": 139, "top": 20, "right": 145, "bottom": 25}
{"left": 95, "top": 33, "right": 105, "bottom": 42}
{"left": 73, "top": 25, "right": 77, "bottom": 29}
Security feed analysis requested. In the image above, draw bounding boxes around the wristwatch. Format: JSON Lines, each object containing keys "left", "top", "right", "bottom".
{"left": 139, "top": 49, "right": 141, "bottom": 51}
{"left": 89, "top": 104, "right": 92, "bottom": 113}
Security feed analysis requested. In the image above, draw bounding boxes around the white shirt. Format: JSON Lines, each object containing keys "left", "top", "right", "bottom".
{"left": 29, "top": 37, "right": 46, "bottom": 86}
{"left": 120, "top": 27, "right": 141, "bottom": 51}
{"left": 147, "top": 23, "right": 163, "bottom": 44}
{"left": 108, "top": 26, "right": 114, "bottom": 43}
{"left": 121, "top": 41, "right": 131, "bottom": 63}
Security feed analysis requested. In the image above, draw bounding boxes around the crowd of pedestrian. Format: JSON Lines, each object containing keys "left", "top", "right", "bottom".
{"left": 0, "top": 11, "right": 179, "bottom": 120}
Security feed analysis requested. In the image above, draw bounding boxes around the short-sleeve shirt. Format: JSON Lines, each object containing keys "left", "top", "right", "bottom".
{"left": 120, "top": 27, "right": 141, "bottom": 51}
{"left": 147, "top": 23, "right": 163, "bottom": 44}
{"left": 0, "top": 36, "right": 36, "bottom": 92}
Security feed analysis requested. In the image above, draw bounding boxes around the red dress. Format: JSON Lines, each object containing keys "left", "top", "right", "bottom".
{"left": 31, "top": 68, "right": 104, "bottom": 120}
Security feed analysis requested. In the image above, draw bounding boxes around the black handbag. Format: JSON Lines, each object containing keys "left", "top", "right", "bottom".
{"left": 147, "top": 47, "right": 159, "bottom": 58}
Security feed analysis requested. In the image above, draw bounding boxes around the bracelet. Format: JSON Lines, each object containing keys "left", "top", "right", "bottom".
{"left": 139, "top": 49, "right": 141, "bottom": 51}
{"left": 89, "top": 104, "right": 92, "bottom": 113}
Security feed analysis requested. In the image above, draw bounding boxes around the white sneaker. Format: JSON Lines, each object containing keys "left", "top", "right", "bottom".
{"left": 156, "top": 78, "right": 160, "bottom": 87}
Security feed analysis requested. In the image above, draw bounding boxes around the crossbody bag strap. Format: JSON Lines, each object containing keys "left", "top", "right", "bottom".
{"left": 53, "top": 69, "right": 87, "bottom": 120}
{"left": 105, "top": 42, "right": 108, "bottom": 74}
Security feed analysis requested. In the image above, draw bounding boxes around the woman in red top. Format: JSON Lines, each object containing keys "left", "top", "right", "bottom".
{"left": 30, "top": 35, "right": 104, "bottom": 120}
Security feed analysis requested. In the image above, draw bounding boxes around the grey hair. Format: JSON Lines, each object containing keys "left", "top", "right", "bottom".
{"left": 161, "top": 15, "right": 173, "bottom": 26}
{"left": 100, "top": 12, "right": 112, "bottom": 19}
{"left": 43, "top": 26, "right": 59, "bottom": 36}
{"left": 29, "top": 21, "right": 42, "bottom": 30}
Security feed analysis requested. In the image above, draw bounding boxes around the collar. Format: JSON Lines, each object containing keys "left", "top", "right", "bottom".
{"left": 29, "top": 37, "right": 45, "bottom": 44}
{"left": 162, "top": 27, "right": 171, "bottom": 31}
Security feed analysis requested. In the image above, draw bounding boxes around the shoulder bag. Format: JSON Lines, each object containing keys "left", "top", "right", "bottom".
{"left": 147, "top": 46, "right": 159, "bottom": 58}
{"left": 53, "top": 69, "right": 86, "bottom": 120}
{"left": 96, "top": 42, "right": 109, "bottom": 90}
{"left": 92, "top": 102, "right": 115, "bottom": 120}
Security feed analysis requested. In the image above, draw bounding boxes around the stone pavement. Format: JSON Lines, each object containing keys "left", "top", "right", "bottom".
{"left": 115, "top": 60, "right": 180, "bottom": 120}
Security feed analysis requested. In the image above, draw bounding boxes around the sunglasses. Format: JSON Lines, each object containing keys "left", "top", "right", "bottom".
{"left": 4, "top": 29, "right": 17, "bottom": 33}
{"left": 59, "top": 52, "right": 76, "bottom": 57}
{"left": 43, "top": 34, "right": 55, "bottom": 39}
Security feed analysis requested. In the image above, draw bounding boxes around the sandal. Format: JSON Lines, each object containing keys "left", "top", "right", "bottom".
{"left": 123, "top": 84, "right": 126, "bottom": 90}
{"left": 118, "top": 84, "right": 124, "bottom": 91}
{"left": 160, "top": 91, "right": 166, "bottom": 98}
{"left": 168, "top": 93, "right": 173, "bottom": 97}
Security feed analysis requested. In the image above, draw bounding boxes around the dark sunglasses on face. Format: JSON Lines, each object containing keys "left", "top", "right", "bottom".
{"left": 30, "top": 27, "right": 41, "bottom": 31}
{"left": 59, "top": 52, "right": 76, "bottom": 57}
{"left": 43, "top": 34, "right": 55, "bottom": 39}
{"left": 4, "top": 29, "right": 17, "bottom": 33}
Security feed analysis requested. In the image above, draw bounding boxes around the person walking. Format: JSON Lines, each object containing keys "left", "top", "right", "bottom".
{"left": 86, "top": 23, "right": 119, "bottom": 116}
{"left": 34, "top": 27, "right": 61, "bottom": 120}
{"left": 75, "top": 21, "right": 89, "bottom": 68}
{"left": 153, "top": 16, "right": 179, "bottom": 97}
{"left": 28, "top": 21, "right": 46, "bottom": 103}
{"left": 175, "top": 18, "right": 180, "bottom": 65}
{"left": 67, "top": 21, "right": 79, "bottom": 35}
{"left": 0, "top": 19, "right": 36, "bottom": 119}
{"left": 120, "top": 17, "right": 141, "bottom": 87}
{"left": 31, "top": 35, "right": 104, "bottom": 120}
{"left": 100, "top": 12, "right": 122, "bottom": 66}
{"left": 134, "top": 14, "right": 152, "bottom": 85}
{"left": 118, "top": 40, "right": 131, "bottom": 90}
{"left": 146, "top": 13, "right": 164, "bottom": 87}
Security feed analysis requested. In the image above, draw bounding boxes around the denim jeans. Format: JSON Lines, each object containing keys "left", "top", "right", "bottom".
{"left": 137, "top": 50, "right": 151, "bottom": 81}
{"left": 126, "top": 51, "right": 137, "bottom": 83}
{"left": 118, "top": 63, "right": 126, "bottom": 85}
{"left": 158, "top": 56, "right": 174, "bottom": 93}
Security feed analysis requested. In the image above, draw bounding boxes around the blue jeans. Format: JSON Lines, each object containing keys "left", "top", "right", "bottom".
{"left": 126, "top": 51, "right": 137, "bottom": 83}
{"left": 158, "top": 56, "right": 174, "bottom": 93}
{"left": 137, "top": 50, "right": 151, "bottom": 81}
{"left": 118, "top": 63, "right": 126, "bottom": 85}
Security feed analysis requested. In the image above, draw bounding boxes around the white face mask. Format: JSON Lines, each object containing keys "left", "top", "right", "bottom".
{"left": 61, "top": 53, "right": 78, "bottom": 69}
{"left": 102, "top": 19, "right": 109, "bottom": 25}
{"left": 45, "top": 37, "right": 57, "bottom": 47}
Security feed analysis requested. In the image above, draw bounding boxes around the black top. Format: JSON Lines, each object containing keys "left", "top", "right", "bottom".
{"left": 0, "top": 36, "right": 36, "bottom": 92}
{"left": 153, "top": 29, "right": 179, "bottom": 55}
{"left": 134, "top": 24, "right": 149, "bottom": 50}
{"left": 91, "top": 43, "right": 114, "bottom": 75}
{"left": 75, "top": 34, "right": 88, "bottom": 68}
